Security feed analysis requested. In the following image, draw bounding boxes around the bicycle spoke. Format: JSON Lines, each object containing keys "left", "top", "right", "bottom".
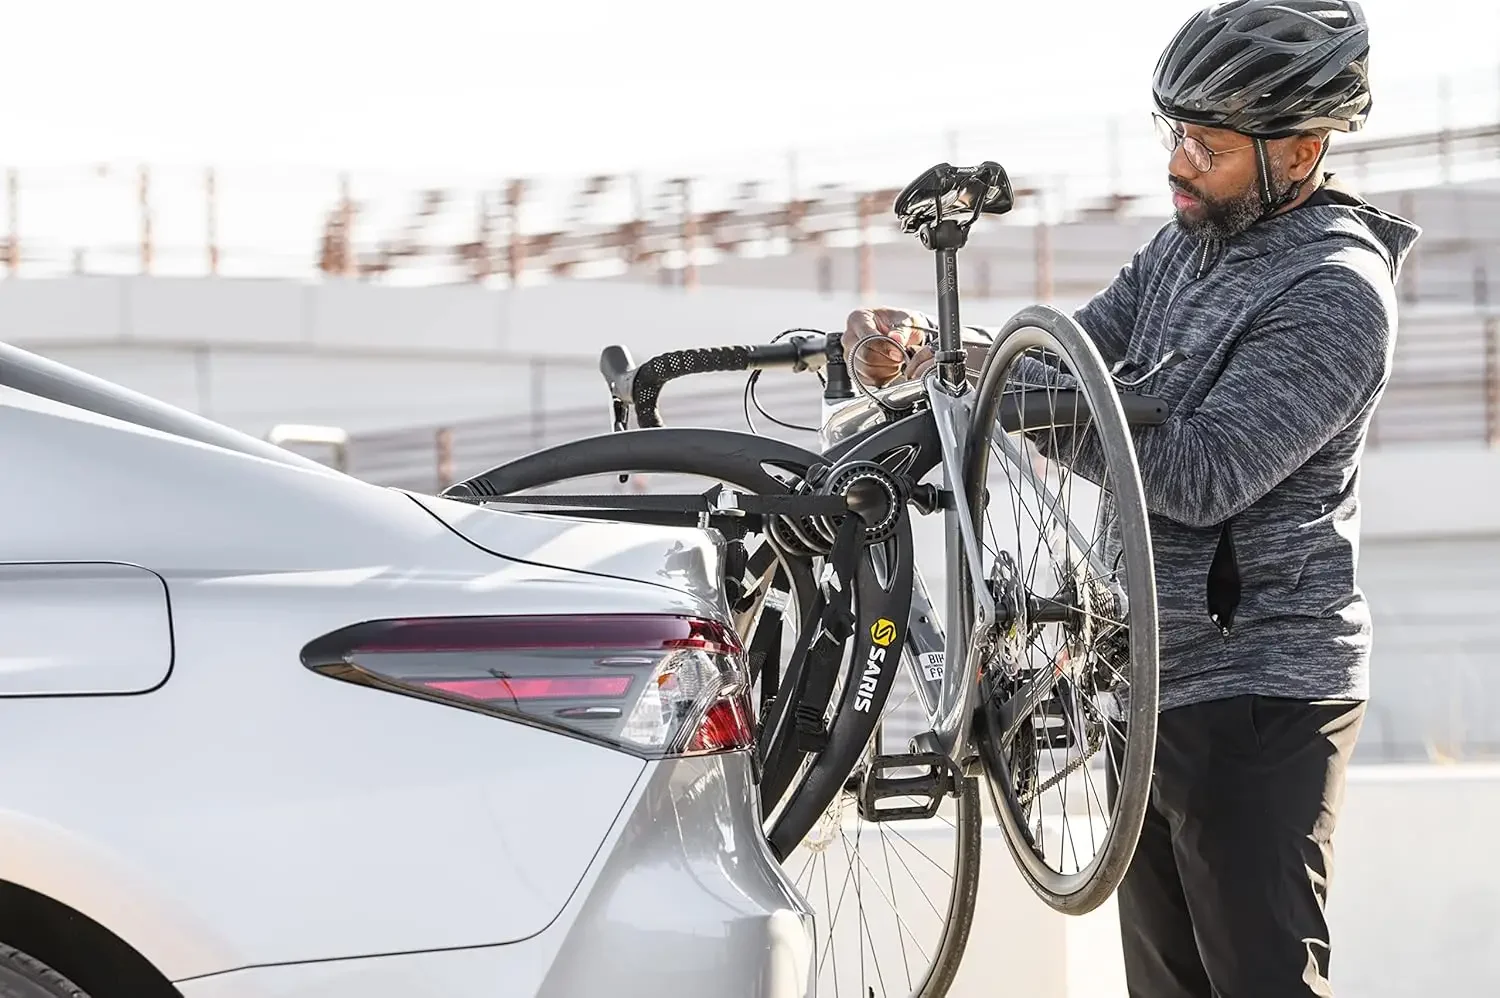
{"left": 885, "top": 825, "right": 957, "bottom": 880}
{"left": 822, "top": 853, "right": 842, "bottom": 997}
{"left": 879, "top": 826, "right": 918, "bottom": 991}
{"left": 846, "top": 830, "right": 937, "bottom": 963}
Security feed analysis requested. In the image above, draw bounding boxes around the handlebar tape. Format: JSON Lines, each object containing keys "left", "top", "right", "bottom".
{"left": 632, "top": 346, "right": 752, "bottom": 428}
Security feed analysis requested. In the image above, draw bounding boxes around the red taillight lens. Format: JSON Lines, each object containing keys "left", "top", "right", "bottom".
{"left": 301, "top": 614, "right": 753, "bottom": 758}
{"left": 687, "top": 697, "right": 755, "bottom": 754}
{"left": 426, "top": 676, "right": 634, "bottom": 700}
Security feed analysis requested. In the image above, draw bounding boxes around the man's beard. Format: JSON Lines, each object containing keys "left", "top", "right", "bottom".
{"left": 1169, "top": 176, "right": 1264, "bottom": 241}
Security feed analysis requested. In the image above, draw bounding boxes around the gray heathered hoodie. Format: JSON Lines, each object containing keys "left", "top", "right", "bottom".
{"left": 977, "top": 177, "right": 1422, "bottom": 710}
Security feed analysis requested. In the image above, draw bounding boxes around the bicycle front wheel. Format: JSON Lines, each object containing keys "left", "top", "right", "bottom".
{"left": 963, "top": 304, "right": 1159, "bottom": 916}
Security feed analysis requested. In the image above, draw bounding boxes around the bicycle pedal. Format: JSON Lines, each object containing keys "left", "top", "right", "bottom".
{"left": 856, "top": 752, "right": 961, "bottom": 823}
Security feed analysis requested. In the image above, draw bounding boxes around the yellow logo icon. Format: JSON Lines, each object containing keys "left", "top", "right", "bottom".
{"left": 870, "top": 618, "right": 897, "bottom": 647}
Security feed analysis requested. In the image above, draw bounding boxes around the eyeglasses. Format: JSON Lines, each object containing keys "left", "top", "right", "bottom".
{"left": 1152, "top": 112, "right": 1254, "bottom": 173}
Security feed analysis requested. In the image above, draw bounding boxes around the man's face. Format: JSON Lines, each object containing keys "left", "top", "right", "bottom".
{"left": 1160, "top": 118, "right": 1271, "bottom": 240}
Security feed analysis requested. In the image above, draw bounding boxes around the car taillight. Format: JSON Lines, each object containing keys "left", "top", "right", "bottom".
{"left": 300, "top": 614, "right": 754, "bottom": 758}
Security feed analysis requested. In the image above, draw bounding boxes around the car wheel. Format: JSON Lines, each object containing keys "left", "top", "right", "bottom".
{"left": 0, "top": 946, "right": 89, "bottom": 998}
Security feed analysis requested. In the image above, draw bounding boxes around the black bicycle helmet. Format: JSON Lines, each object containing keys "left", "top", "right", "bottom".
{"left": 1153, "top": 0, "right": 1372, "bottom": 139}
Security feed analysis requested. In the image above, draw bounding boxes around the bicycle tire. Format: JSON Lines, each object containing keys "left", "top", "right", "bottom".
{"left": 0, "top": 944, "right": 91, "bottom": 998}
{"left": 912, "top": 775, "right": 983, "bottom": 998}
{"left": 965, "top": 304, "right": 1159, "bottom": 916}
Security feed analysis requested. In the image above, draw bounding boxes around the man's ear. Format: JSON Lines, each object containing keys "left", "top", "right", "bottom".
{"left": 1289, "top": 132, "right": 1329, "bottom": 182}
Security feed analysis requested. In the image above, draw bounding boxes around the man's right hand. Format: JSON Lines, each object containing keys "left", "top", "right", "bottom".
{"left": 841, "top": 307, "right": 929, "bottom": 388}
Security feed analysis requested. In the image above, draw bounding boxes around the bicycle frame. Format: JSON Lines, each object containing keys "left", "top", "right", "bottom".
{"left": 817, "top": 209, "right": 998, "bottom": 768}
{"left": 889, "top": 174, "right": 1012, "bottom": 763}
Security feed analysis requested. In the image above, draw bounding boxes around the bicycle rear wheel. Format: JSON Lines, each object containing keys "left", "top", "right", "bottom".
{"left": 964, "top": 304, "right": 1159, "bottom": 916}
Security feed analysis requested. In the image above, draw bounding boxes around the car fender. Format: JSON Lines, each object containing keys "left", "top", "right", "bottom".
{"left": 0, "top": 808, "right": 240, "bottom": 981}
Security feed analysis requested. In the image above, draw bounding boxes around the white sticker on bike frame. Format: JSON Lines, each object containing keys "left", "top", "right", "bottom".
{"left": 920, "top": 652, "right": 945, "bottom": 681}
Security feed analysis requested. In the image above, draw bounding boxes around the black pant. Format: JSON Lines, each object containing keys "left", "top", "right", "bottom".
{"left": 1108, "top": 695, "right": 1365, "bottom": 998}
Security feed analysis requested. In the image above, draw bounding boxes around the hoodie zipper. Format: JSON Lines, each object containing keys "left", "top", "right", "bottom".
{"left": 1195, "top": 238, "right": 1219, "bottom": 278}
{"left": 1145, "top": 237, "right": 1219, "bottom": 393}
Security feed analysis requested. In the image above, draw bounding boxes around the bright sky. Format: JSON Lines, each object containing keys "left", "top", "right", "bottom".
{"left": 9, "top": 0, "right": 1499, "bottom": 173}
{"left": 5, "top": 0, "right": 1499, "bottom": 276}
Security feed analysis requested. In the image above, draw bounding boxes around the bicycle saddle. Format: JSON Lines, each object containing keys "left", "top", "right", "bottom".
{"left": 893, "top": 161, "right": 1014, "bottom": 233}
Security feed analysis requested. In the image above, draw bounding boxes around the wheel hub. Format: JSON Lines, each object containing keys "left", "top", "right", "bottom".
{"left": 984, "top": 551, "right": 1028, "bottom": 674}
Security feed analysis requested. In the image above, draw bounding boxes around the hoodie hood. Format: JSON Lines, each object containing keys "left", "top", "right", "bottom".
{"left": 1200, "top": 174, "right": 1422, "bottom": 282}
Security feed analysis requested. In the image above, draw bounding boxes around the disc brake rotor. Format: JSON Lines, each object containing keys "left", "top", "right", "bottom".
{"left": 984, "top": 551, "right": 1028, "bottom": 675}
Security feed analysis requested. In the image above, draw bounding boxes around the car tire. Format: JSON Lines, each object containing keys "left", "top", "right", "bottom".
{"left": 0, "top": 946, "right": 89, "bottom": 998}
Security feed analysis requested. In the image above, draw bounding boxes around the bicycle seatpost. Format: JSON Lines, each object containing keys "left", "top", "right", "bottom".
{"left": 921, "top": 218, "right": 970, "bottom": 393}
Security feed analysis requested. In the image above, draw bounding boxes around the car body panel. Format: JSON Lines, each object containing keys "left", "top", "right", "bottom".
{"left": 0, "top": 386, "right": 581, "bottom": 579}
{"left": 532, "top": 752, "right": 814, "bottom": 998}
{"left": 1, "top": 384, "right": 731, "bottom": 625}
{"left": 0, "top": 387, "right": 718, "bottom": 976}
{"left": 0, "top": 562, "right": 174, "bottom": 695}
{"left": 0, "top": 341, "right": 332, "bottom": 475}
{"left": 0, "top": 570, "right": 653, "bottom": 977}
{"left": 409, "top": 492, "right": 731, "bottom": 616}
{"left": 173, "top": 754, "right": 813, "bottom": 998}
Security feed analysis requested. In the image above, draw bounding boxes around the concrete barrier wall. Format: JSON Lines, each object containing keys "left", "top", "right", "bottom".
{"left": 0, "top": 275, "right": 1054, "bottom": 434}
{"left": 884, "top": 764, "right": 1500, "bottom": 997}
{"left": 5, "top": 272, "right": 1489, "bottom": 437}
{"left": 8, "top": 275, "right": 1499, "bottom": 530}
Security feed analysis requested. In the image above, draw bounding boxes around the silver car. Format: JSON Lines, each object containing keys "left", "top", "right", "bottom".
{"left": 0, "top": 342, "right": 814, "bottom": 998}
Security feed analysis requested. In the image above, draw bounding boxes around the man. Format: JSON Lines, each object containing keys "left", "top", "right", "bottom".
{"left": 843, "top": 2, "right": 1419, "bottom": 995}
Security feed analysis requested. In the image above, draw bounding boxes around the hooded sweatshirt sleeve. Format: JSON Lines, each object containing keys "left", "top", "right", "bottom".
{"left": 1048, "top": 255, "right": 1396, "bottom": 528}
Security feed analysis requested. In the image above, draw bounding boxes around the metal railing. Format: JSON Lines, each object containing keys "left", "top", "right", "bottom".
{"left": 8, "top": 87, "right": 1500, "bottom": 291}
{"left": 284, "top": 373, "right": 819, "bottom": 494}
{"left": 287, "top": 314, "right": 1500, "bottom": 494}
{"left": 1370, "top": 315, "right": 1500, "bottom": 448}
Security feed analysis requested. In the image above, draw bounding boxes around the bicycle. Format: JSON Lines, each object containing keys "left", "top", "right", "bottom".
{"left": 442, "top": 161, "right": 1167, "bottom": 998}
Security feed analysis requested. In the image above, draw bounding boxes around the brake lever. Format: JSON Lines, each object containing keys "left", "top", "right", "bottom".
{"left": 598, "top": 344, "right": 637, "bottom": 433}
{"left": 597, "top": 344, "right": 638, "bottom": 481}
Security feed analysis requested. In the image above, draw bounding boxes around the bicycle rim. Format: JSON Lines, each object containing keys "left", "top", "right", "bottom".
{"left": 965, "top": 305, "right": 1159, "bottom": 916}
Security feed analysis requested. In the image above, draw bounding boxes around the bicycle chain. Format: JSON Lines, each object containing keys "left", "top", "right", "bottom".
{"left": 1014, "top": 644, "right": 1125, "bottom": 806}
{"left": 1017, "top": 724, "right": 1104, "bottom": 807}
